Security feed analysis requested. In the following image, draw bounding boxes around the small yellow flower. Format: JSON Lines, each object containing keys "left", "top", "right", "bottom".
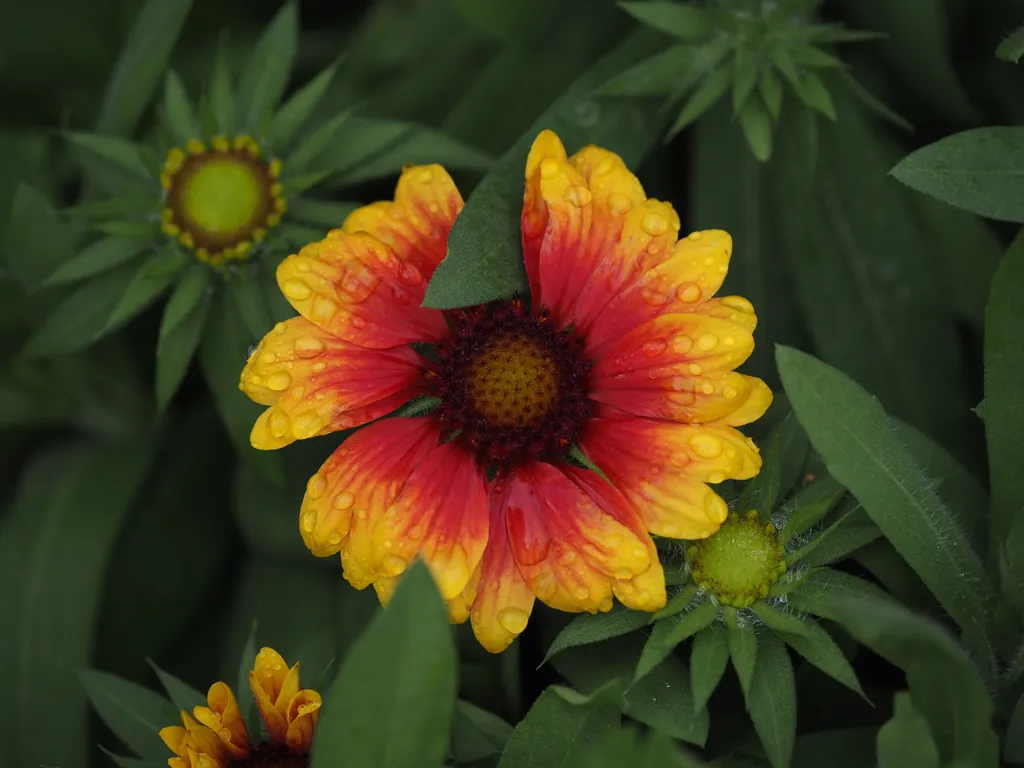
{"left": 159, "top": 647, "right": 321, "bottom": 768}
{"left": 160, "top": 136, "right": 286, "bottom": 269}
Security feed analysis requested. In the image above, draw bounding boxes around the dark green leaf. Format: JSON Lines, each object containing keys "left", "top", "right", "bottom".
{"left": 788, "top": 504, "right": 881, "bottom": 567}
{"left": 237, "top": 2, "right": 299, "bottom": 133}
{"left": 732, "top": 50, "right": 759, "bottom": 113}
{"left": 628, "top": 652, "right": 708, "bottom": 747}
{"left": 267, "top": 61, "right": 341, "bottom": 151}
{"left": 985, "top": 231, "right": 1024, "bottom": 595}
{"left": 726, "top": 609, "right": 757, "bottom": 696}
{"left": 497, "top": 685, "right": 621, "bottom": 768}
{"left": 42, "top": 236, "right": 151, "bottom": 288}
{"left": 751, "top": 603, "right": 865, "bottom": 698}
{"left": 1004, "top": 688, "right": 1024, "bottom": 763}
{"left": 690, "top": 627, "right": 729, "bottom": 710}
{"left": 451, "top": 699, "right": 514, "bottom": 764}
{"left": 890, "top": 127, "right": 1024, "bottom": 221}
{"left": 66, "top": 133, "right": 152, "bottom": 178}
{"left": 148, "top": 660, "right": 205, "bottom": 712}
{"left": 668, "top": 66, "right": 731, "bottom": 138}
{"left": 997, "top": 26, "right": 1024, "bottom": 63}
{"left": 636, "top": 600, "right": 718, "bottom": 682}
{"left": 104, "top": 250, "right": 187, "bottom": 334}
{"left": 759, "top": 67, "right": 783, "bottom": 119}
{"left": 795, "top": 72, "right": 836, "bottom": 120}
{"left": 96, "top": 220, "right": 161, "bottom": 238}
{"left": 652, "top": 583, "right": 700, "bottom": 620}
{"left": 799, "top": 25, "right": 887, "bottom": 44}
{"left": 0, "top": 440, "right": 155, "bottom": 768}
{"left": 745, "top": 632, "right": 796, "bottom": 768}
{"left": 787, "top": 569, "right": 893, "bottom": 622}
{"left": 780, "top": 475, "right": 846, "bottom": 543}
{"left": 160, "top": 262, "right": 211, "bottom": 336}
{"left": 5, "top": 184, "right": 76, "bottom": 290}
{"left": 95, "top": 0, "right": 196, "bottom": 136}
{"left": 423, "top": 28, "right": 668, "bottom": 310}
{"left": 162, "top": 71, "right": 200, "bottom": 145}
{"left": 286, "top": 110, "right": 354, "bottom": 172}
{"left": 288, "top": 197, "right": 360, "bottom": 229}
{"left": 619, "top": 2, "right": 714, "bottom": 39}
{"left": 232, "top": 465, "right": 308, "bottom": 560}
{"left": 236, "top": 619, "right": 259, "bottom": 738}
{"left": 310, "top": 562, "right": 456, "bottom": 768}
{"left": 737, "top": 412, "right": 808, "bottom": 517}
{"left": 80, "top": 671, "right": 177, "bottom": 761}
{"left": 738, "top": 95, "right": 773, "bottom": 162}
{"left": 99, "top": 747, "right": 164, "bottom": 768}
{"left": 597, "top": 44, "right": 703, "bottom": 98}
{"left": 776, "top": 346, "right": 1001, "bottom": 639}
{"left": 227, "top": 267, "right": 273, "bottom": 341}
{"left": 210, "top": 33, "right": 236, "bottom": 136}
{"left": 156, "top": 291, "right": 210, "bottom": 411}
{"left": 790, "top": 44, "right": 844, "bottom": 69}
{"left": 543, "top": 604, "right": 650, "bottom": 666}
{"left": 831, "top": 596, "right": 999, "bottom": 766}
{"left": 66, "top": 195, "right": 159, "bottom": 221}
{"left": 877, "top": 692, "right": 940, "bottom": 768}
{"left": 388, "top": 396, "right": 440, "bottom": 419}
{"left": 839, "top": 71, "right": 912, "bottom": 132}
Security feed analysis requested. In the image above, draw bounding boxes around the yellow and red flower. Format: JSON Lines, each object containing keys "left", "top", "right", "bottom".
{"left": 239, "top": 129, "right": 772, "bottom": 653}
{"left": 159, "top": 647, "right": 320, "bottom": 768}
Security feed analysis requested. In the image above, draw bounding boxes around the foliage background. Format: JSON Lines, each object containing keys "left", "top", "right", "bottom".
{"left": 2, "top": 0, "right": 1024, "bottom": 766}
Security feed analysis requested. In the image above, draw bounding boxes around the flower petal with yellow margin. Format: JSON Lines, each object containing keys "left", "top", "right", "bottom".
{"left": 249, "top": 647, "right": 300, "bottom": 746}
{"left": 585, "top": 230, "right": 734, "bottom": 355}
{"left": 590, "top": 312, "right": 771, "bottom": 425}
{"left": 298, "top": 418, "right": 443, "bottom": 564}
{"left": 276, "top": 230, "right": 449, "bottom": 349}
{"left": 284, "top": 689, "right": 322, "bottom": 753}
{"left": 192, "top": 682, "right": 250, "bottom": 759}
{"left": 160, "top": 712, "right": 231, "bottom": 768}
{"left": 343, "top": 163, "right": 463, "bottom": 278}
{"left": 579, "top": 411, "right": 762, "bottom": 539}
{"left": 500, "top": 461, "right": 656, "bottom": 614}
{"left": 468, "top": 490, "right": 535, "bottom": 653}
{"left": 241, "top": 316, "right": 425, "bottom": 450}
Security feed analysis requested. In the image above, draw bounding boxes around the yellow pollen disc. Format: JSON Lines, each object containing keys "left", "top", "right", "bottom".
{"left": 466, "top": 334, "right": 560, "bottom": 427}
{"left": 183, "top": 158, "right": 262, "bottom": 234}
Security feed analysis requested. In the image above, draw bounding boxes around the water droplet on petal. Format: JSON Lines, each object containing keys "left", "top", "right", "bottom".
{"left": 268, "top": 409, "right": 290, "bottom": 438}
{"left": 574, "top": 587, "right": 590, "bottom": 601}
{"left": 497, "top": 607, "right": 530, "bottom": 635}
{"left": 642, "top": 214, "right": 668, "bottom": 235}
{"left": 306, "top": 473, "right": 327, "bottom": 499}
{"left": 294, "top": 336, "right": 325, "bottom": 358}
{"left": 383, "top": 554, "right": 408, "bottom": 576}
{"left": 670, "top": 451, "right": 689, "bottom": 467}
{"left": 313, "top": 297, "right": 338, "bottom": 322}
{"left": 690, "top": 434, "right": 723, "bottom": 459}
{"left": 642, "top": 339, "right": 667, "bottom": 357}
{"left": 672, "top": 335, "right": 693, "bottom": 354}
{"left": 721, "top": 296, "right": 754, "bottom": 313}
{"left": 688, "top": 363, "right": 703, "bottom": 375}
{"left": 266, "top": 371, "right": 291, "bottom": 391}
{"left": 698, "top": 334, "right": 719, "bottom": 351}
{"left": 608, "top": 193, "right": 633, "bottom": 215}
{"left": 400, "top": 263, "right": 423, "bottom": 285}
{"left": 391, "top": 286, "right": 410, "bottom": 304}
{"left": 283, "top": 279, "right": 311, "bottom": 300}
{"left": 292, "top": 410, "right": 324, "bottom": 439}
{"left": 540, "top": 159, "right": 560, "bottom": 179}
{"left": 688, "top": 231, "right": 703, "bottom": 241}
{"left": 708, "top": 470, "right": 726, "bottom": 484}
{"left": 680, "top": 283, "right": 702, "bottom": 303}
{"left": 723, "top": 385, "right": 739, "bottom": 399}
{"left": 334, "top": 492, "right": 355, "bottom": 510}
{"left": 302, "top": 511, "right": 316, "bottom": 533}
{"left": 640, "top": 288, "right": 668, "bottom": 306}
{"left": 351, "top": 316, "right": 367, "bottom": 329}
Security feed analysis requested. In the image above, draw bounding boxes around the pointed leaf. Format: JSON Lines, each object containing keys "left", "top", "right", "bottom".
{"left": 237, "top": 2, "right": 299, "bottom": 133}
{"left": 738, "top": 95, "right": 774, "bottom": 161}
{"left": 156, "top": 292, "right": 210, "bottom": 410}
{"left": 236, "top": 620, "right": 259, "bottom": 738}
{"left": 787, "top": 569, "right": 892, "bottom": 622}
{"left": 668, "top": 66, "right": 731, "bottom": 138}
{"left": 226, "top": 267, "right": 272, "bottom": 341}
{"left": 788, "top": 504, "right": 881, "bottom": 567}
{"left": 690, "top": 627, "right": 729, "bottom": 710}
{"left": 286, "top": 110, "right": 354, "bottom": 172}
{"left": 744, "top": 632, "right": 796, "bottom": 768}
{"left": 160, "top": 262, "right": 211, "bottom": 336}
{"left": 997, "top": 26, "right": 1024, "bottom": 63}
{"left": 543, "top": 604, "right": 650, "bottom": 665}
{"left": 597, "top": 44, "right": 703, "bottom": 98}
{"left": 43, "top": 236, "right": 151, "bottom": 287}
{"left": 6, "top": 184, "right": 76, "bottom": 290}
{"left": 781, "top": 475, "right": 846, "bottom": 543}
{"left": 726, "top": 609, "right": 757, "bottom": 696}
{"left": 451, "top": 700, "right": 513, "bottom": 763}
{"left": 148, "top": 660, "right": 205, "bottom": 712}
{"left": 840, "top": 71, "right": 912, "bottom": 132}
{"left": 66, "top": 133, "right": 152, "bottom": 178}
{"left": 790, "top": 44, "right": 845, "bottom": 69}
{"left": 210, "top": 33, "right": 236, "bottom": 136}
{"left": 104, "top": 250, "right": 187, "bottom": 334}
{"left": 732, "top": 51, "right": 759, "bottom": 113}
{"left": 877, "top": 692, "right": 941, "bottom": 768}
{"left": 795, "top": 71, "right": 836, "bottom": 120}
{"left": 619, "top": 2, "right": 714, "bottom": 40}
{"left": 95, "top": 0, "right": 196, "bottom": 136}
{"left": 628, "top": 652, "right": 708, "bottom": 747}
{"left": 266, "top": 61, "right": 341, "bottom": 151}
{"left": 310, "top": 562, "right": 456, "bottom": 768}
{"left": 636, "top": 600, "right": 718, "bottom": 681}
{"left": 652, "top": 583, "right": 700, "bottom": 620}
{"left": 760, "top": 67, "right": 783, "bottom": 119}
{"left": 287, "top": 197, "right": 360, "bottom": 230}
{"left": 162, "top": 71, "right": 199, "bottom": 145}
{"left": 80, "top": 671, "right": 177, "bottom": 761}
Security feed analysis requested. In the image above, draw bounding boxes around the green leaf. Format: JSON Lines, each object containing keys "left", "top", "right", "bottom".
{"left": 160, "top": 262, "right": 211, "bottom": 336}
{"left": 99, "top": 747, "right": 164, "bottom": 768}
{"left": 162, "top": 71, "right": 199, "bottom": 145}
{"left": 776, "top": 346, "right": 1001, "bottom": 640}
{"left": 597, "top": 44, "right": 703, "bottom": 98}
{"left": 199, "top": 293, "right": 286, "bottom": 487}
{"left": 148, "top": 660, "right": 205, "bottom": 712}
{"left": 235, "top": 619, "right": 259, "bottom": 738}
{"left": 96, "top": 220, "right": 162, "bottom": 238}
{"left": 423, "top": 28, "right": 669, "bottom": 310}
{"left": 0, "top": 440, "right": 155, "bottom": 768}
{"left": 652, "top": 583, "right": 700, "bottom": 620}
{"left": 42, "top": 235, "right": 151, "bottom": 288}
{"left": 737, "top": 412, "right": 808, "bottom": 516}
{"left": 781, "top": 475, "right": 846, "bottom": 543}
{"left": 738, "top": 95, "right": 774, "bottom": 162}
{"left": 210, "top": 33, "right": 236, "bottom": 136}
{"left": 542, "top": 603, "right": 650, "bottom": 665}
{"left": 104, "top": 250, "right": 187, "bottom": 334}
{"left": 788, "top": 504, "right": 881, "bottom": 567}
{"left": 156, "top": 289, "right": 210, "bottom": 411}
{"left": 237, "top": 2, "right": 299, "bottom": 133}
{"left": 790, "top": 44, "right": 845, "bottom": 69}
{"left": 628, "top": 652, "right": 708, "bottom": 747}
{"left": 890, "top": 127, "right": 1024, "bottom": 222}
{"left": 759, "top": 67, "right": 783, "bottom": 119}
{"left": 5, "top": 184, "right": 76, "bottom": 290}
{"left": 732, "top": 50, "right": 759, "bottom": 113}
{"left": 839, "top": 70, "right": 912, "bottom": 132}
{"left": 95, "top": 0, "right": 196, "bottom": 136}
{"left": 232, "top": 466, "right": 309, "bottom": 559}
{"left": 635, "top": 600, "right": 718, "bottom": 682}
{"left": 286, "top": 110, "right": 355, "bottom": 172}
{"left": 786, "top": 569, "right": 893, "bottom": 622}
{"left": 266, "top": 61, "right": 341, "bottom": 151}
{"left": 985, "top": 231, "right": 1024, "bottom": 593}
{"left": 283, "top": 197, "right": 360, "bottom": 230}
{"left": 619, "top": 1, "right": 714, "bottom": 39}
{"left": 388, "top": 396, "right": 440, "bottom": 419}
{"left": 80, "top": 670, "right": 177, "bottom": 761}
{"left": 451, "top": 699, "right": 514, "bottom": 764}
{"left": 830, "top": 596, "right": 999, "bottom": 767}
{"left": 1004, "top": 689, "right": 1024, "bottom": 763}
{"left": 310, "top": 562, "right": 456, "bottom": 768}
{"left": 745, "top": 632, "right": 796, "bottom": 768}
{"left": 997, "top": 26, "right": 1024, "bottom": 63}
{"left": 690, "top": 627, "right": 729, "bottom": 710}
{"left": 726, "top": 609, "right": 758, "bottom": 696}
{"left": 227, "top": 267, "right": 272, "bottom": 341}
{"left": 751, "top": 603, "right": 865, "bottom": 699}
{"left": 877, "top": 692, "right": 941, "bottom": 768}
{"left": 795, "top": 71, "right": 836, "bottom": 120}
{"left": 668, "top": 65, "right": 731, "bottom": 138}
{"left": 497, "top": 685, "right": 622, "bottom": 768}
{"left": 66, "top": 133, "right": 152, "bottom": 178}
{"left": 23, "top": 262, "right": 139, "bottom": 357}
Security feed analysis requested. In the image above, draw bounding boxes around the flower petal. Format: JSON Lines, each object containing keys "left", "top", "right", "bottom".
{"left": 585, "top": 231, "right": 735, "bottom": 355}
{"left": 284, "top": 689, "right": 322, "bottom": 753}
{"left": 276, "top": 230, "right": 449, "bottom": 349}
{"left": 500, "top": 461, "right": 655, "bottom": 613}
{"left": 579, "top": 412, "right": 762, "bottom": 539}
{"left": 249, "top": 647, "right": 300, "bottom": 746}
{"left": 369, "top": 439, "right": 489, "bottom": 600}
{"left": 192, "top": 682, "right": 250, "bottom": 759}
{"left": 590, "top": 312, "right": 771, "bottom": 425}
{"left": 242, "top": 316, "right": 424, "bottom": 450}
{"left": 298, "top": 417, "right": 441, "bottom": 561}
{"left": 468, "top": 491, "right": 535, "bottom": 653}
{"left": 343, "top": 163, "right": 463, "bottom": 279}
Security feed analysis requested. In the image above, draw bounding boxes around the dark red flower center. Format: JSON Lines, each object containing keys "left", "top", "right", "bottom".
{"left": 429, "top": 299, "right": 593, "bottom": 468}
{"left": 237, "top": 743, "right": 307, "bottom": 768}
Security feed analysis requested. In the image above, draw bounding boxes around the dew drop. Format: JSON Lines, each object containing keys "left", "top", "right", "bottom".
{"left": 697, "top": 334, "right": 719, "bottom": 351}
{"left": 640, "top": 288, "right": 668, "bottom": 306}
{"left": 721, "top": 295, "right": 754, "bottom": 313}
{"left": 268, "top": 409, "right": 290, "bottom": 438}
{"left": 558, "top": 550, "right": 577, "bottom": 566}
{"left": 708, "top": 470, "right": 726, "bottom": 484}
{"left": 641, "top": 213, "right": 668, "bottom": 236}
{"left": 306, "top": 473, "right": 327, "bottom": 499}
{"left": 566, "top": 186, "right": 592, "bottom": 207}
{"left": 608, "top": 193, "right": 633, "bottom": 215}
{"left": 291, "top": 410, "right": 324, "bottom": 439}
{"left": 294, "top": 336, "right": 325, "bottom": 358}
{"left": 383, "top": 554, "right": 408, "bottom": 576}
{"left": 327, "top": 532, "right": 343, "bottom": 545}
{"left": 334, "top": 492, "right": 355, "bottom": 510}
{"left": 680, "top": 283, "right": 702, "bottom": 303}
{"left": 594, "top": 159, "right": 615, "bottom": 176}
{"left": 351, "top": 316, "right": 368, "bottom": 329}
{"left": 688, "top": 231, "right": 703, "bottom": 241}
{"left": 642, "top": 339, "right": 667, "bottom": 357}
{"left": 282, "top": 279, "right": 311, "bottom": 301}
{"left": 688, "top": 363, "right": 703, "bottom": 375}
{"left": 672, "top": 335, "right": 693, "bottom": 354}
{"left": 574, "top": 587, "right": 590, "bottom": 601}
{"left": 302, "top": 511, "right": 316, "bottom": 533}
{"left": 689, "top": 434, "right": 723, "bottom": 459}
{"left": 313, "top": 297, "right": 338, "bottom": 322}
{"left": 540, "top": 159, "right": 560, "bottom": 179}
{"left": 266, "top": 371, "right": 291, "bottom": 391}
{"left": 723, "top": 385, "right": 739, "bottom": 399}
{"left": 669, "top": 451, "right": 689, "bottom": 467}
{"left": 399, "top": 263, "right": 423, "bottom": 285}
{"left": 497, "top": 607, "right": 530, "bottom": 634}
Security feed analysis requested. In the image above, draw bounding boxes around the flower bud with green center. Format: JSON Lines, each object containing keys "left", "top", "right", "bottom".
{"left": 687, "top": 510, "right": 786, "bottom": 608}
